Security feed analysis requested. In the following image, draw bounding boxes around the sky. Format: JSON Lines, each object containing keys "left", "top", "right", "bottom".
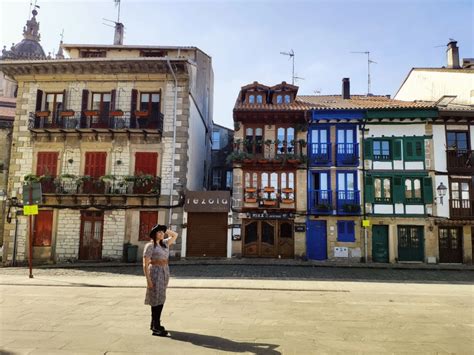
{"left": 1, "top": 0, "right": 473, "bottom": 129}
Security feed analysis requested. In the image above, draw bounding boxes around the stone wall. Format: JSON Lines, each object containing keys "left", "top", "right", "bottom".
{"left": 55, "top": 209, "right": 81, "bottom": 261}
{"left": 103, "top": 210, "right": 125, "bottom": 260}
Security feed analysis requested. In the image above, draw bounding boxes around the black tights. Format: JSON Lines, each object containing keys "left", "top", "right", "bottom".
{"left": 151, "top": 304, "right": 164, "bottom": 326}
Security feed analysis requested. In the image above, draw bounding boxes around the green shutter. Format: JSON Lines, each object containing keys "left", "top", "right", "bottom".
{"left": 364, "top": 139, "right": 373, "bottom": 160}
{"left": 365, "top": 175, "right": 374, "bottom": 203}
{"left": 393, "top": 140, "right": 402, "bottom": 160}
{"left": 404, "top": 140, "right": 413, "bottom": 159}
{"left": 423, "top": 176, "right": 433, "bottom": 203}
{"left": 393, "top": 176, "right": 404, "bottom": 203}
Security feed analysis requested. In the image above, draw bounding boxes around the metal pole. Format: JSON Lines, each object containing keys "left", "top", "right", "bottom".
{"left": 292, "top": 55, "right": 295, "bottom": 85}
{"left": 364, "top": 226, "right": 368, "bottom": 264}
{"left": 28, "top": 185, "right": 33, "bottom": 278}
{"left": 12, "top": 212, "right": 19, "bottom": 266}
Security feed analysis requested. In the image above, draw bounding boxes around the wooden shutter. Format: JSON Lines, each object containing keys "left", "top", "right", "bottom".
{"left": 363, "top": 139, "right": 372, "bottom": 160}
{"left": 111, "top": 89, "right": 116, "bottom": 111}
{"left": 404, "top": 140, "right": 414, "bottom": 159}
{"left": 338, "top": 221, "right": 355, "bottom": 242}
{"left": 138, "top": 211, "right": 158, "bottom": 241}
{"left": 36, "top": 152, "right": 59, "bottom": 176}
{"left": 84, "top": 152, "right": 107, "bottom": 178}
{"left": 33, "top": 210, "right": 53, "bottom": 247}
{"left": 393, "top": 176, "right": 404, "bottom": 203}
{"left": 131, "top": 89, "right": 138, "bottom": 119}
{"left": 393, "top": 140, "right": 402, "bottom": 160}
{"left": 423, "top": 176, "right": 433, "bottom": 203}
{"left": 35, "top": 89, "right": 43, "bottom": 111}
{"left": 135, "top": 152, "right": 158, "bottom": 176}
{"left": 364, "top": 175, "right": 374, "bottom": 203}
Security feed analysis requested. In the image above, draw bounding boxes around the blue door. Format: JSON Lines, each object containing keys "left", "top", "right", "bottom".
{"left": 306, "top": 220, "right": 327, "bottom": 260}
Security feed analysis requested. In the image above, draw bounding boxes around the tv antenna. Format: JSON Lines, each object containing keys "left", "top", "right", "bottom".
{"left": 351, "top": 51, "right": 377, "bottom": 95}
{"left": 280, "top": 49, "right": 296, "bottom": 85}
{"left": 114, "top": 0, "right": 121, "bottom": 23}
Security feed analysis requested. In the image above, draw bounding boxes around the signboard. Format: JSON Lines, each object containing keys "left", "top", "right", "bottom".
{"left": 184, "top": 191, "right": 230, "bottom": 213}
{"left": 248, "top": 212, "right": 294, "bottom": 220}
{"left": 23, "top": 205, "right": 38, "bottom": 215}
{"left": 362, "top": 219, "right": 370, "bottom": 227}
{"left": 22, "top": 182, "right": 42, "bottom": 205}
{"left": 295, "top": 224, "right": 306, "bottom": 232}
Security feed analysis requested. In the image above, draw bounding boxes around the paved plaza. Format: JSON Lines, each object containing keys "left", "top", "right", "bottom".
{"left": 1, "top": 265, "right": 473, "bottom": 354}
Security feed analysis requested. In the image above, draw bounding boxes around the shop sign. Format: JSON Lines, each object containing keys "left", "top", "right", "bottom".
{"left": 184, "top": 191, "right": 230, "bottom": 212}
{"left": 294, "top": 224, "right": 306, "bottom": 232}
{"left": 248, "top": 212, "right": 294, "bottom": 220}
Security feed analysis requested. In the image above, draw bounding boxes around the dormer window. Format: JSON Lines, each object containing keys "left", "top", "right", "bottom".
{"left": 277, "top": 95, "right": 283, "bottom": 104}
{"left": 256, "top": 95, "right": 263, "bottom": 104}
{"left": 284, "top": 94, "right": 291, "bottom": 104}
{"left": 249, "top": 95, "right": 255, "bottom": 104}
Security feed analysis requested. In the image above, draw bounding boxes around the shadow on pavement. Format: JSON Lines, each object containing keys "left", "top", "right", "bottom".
{"left": 169, "top": 331, "right": 281, "bottom": 354}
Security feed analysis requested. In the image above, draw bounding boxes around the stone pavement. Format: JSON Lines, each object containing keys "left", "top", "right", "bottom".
{"left": 1, "top": 266, "right": 473, "bottom": 354}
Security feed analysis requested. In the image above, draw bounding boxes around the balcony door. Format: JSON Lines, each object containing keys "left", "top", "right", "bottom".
{"left": 36, "top": 152, "right": 58, "bottom": 193}
{"left": 336, "top": 127, "right": 357, "bottom": 165}
{"left": 310, "top": 172, "right": 331, "bottom": 212}
{"left": 310, "top": 127, "right": 330, "bottom": 164}
{"left": 450, "top": 179, "right": 472, "bottom": 218}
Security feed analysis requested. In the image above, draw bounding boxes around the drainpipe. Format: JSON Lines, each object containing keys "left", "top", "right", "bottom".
{"left": 360, "top": 115, "right": 368, "bottom": 263}
{"left": 166, "top": 59, "right": 178, "bottom": 227}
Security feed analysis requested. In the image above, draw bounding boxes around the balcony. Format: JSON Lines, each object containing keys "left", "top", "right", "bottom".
{"left": 450, "top": 199, "right": 474, "bottom": 219}
{"left": 336, "top": 143, "right": 359, "bottom": 166}
{"left": 446, "top": 149, "right": 473, "bottom": 174}
{"left": 336, "top": 190, "right": 361, "bottom": 215}
{"left": 242, "top": 188, "right": 295, "bottom": 209}
{"left": 309, "top": 143, "right": 331, "bottom": 166}
{"left": 308, "top": 189, "right": 332, "bottom": 214}
{"left": 30, "top": 110, "right": 164, "bottom": 132}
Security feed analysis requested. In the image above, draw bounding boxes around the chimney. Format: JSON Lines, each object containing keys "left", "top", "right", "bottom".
{"left": 113, "top": 22, "right": 124, "bottom": 45}
{"left": 342, "top": 78, "right": 350, "bottom": 99}
{"left": 446, "top": 40, "right": 460, "bottom": 68}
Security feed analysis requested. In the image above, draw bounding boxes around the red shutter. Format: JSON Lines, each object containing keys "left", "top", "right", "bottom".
{"left": 35, "top": 89, "right": 43, "bottom": 111}
{"left": 139, "top": 211, "right": 158, "bottom": 241}
{"left": 111, "top": 89, "right": 116, "bottom": 111}
{"left": 135, "top": 152, "right": 158, "bottom": 176}
{"left": 33, "top": 210, "right": 53, "bottom": 247}
{"left": 84, "top": 152, "right": 107, "bottom": 177}
{"left": 36, "top": 152, "right": 59, "bottom": 176}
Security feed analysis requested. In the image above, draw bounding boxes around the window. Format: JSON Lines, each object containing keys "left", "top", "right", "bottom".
{"left": 139, "top": 92, "right": 160, "bottom": 115}
{"left": 248, "top": 95, "right": 255, "bottom": 104}
{"left": 45, "top": 93, "right": 63, "bottom": 120}
{"left": 447, "top": 131, "right": 468, "bottom": 150}
{"left": 140, "top": 50, "right": 167, "bottom": 57}
{"left": 92, "top": 92, "right": 111, "bottom": 115}
{"left": 138, "top": 211, "right": 158, "bottom": 241}
{"left": 33, "top": 210, "right": 53, "bottom": 246}
{"left": 404, "top": 139, "right": 424, "bottom": 161}
{"left": 284, "top": 94, "right": 291, "bottom": 104}
{"left": 226, "top": 171, "right": 232, "bottom": 189}
{"left": 373, "top": 140, "right": 391, "bottom": 160}
{"left": 277, "top": 127, "right": 295, "bottom": 154}
{"left": 79, "top": 50, "right": 106, "bottom": 58}
{"left": 374, "top": 177, "right": 391, "bottom": 203}
{"left": 276, "top": 95, "right": 283, "bottom": 104}
{"left": 36, "top": 152, "right": 59, "bottom": 177}
{"left": 245, "top": 127, "right": 263, "bottom": 154}
{"left": 212, "top": 131, "right": 220, "bottom": 150}
{"left": 84, "top": 152, "right": 107, "bottom": 178}
{"left": 256, "top": 95, "right": 263, "bottom": 104}
{"left": 337, "top": 220, "right": 355, "bottom": 242}
{"left": 450, "top": 180, "right": 471, "bottom": 209}
{"left": 135, "top": 152, "right": 158, "bottom": 176}
{"left": 405, "top": 178, "right": 422, "bottom": 202}
{"left": 212, "top": 169, "right": 221, "bottom": 188}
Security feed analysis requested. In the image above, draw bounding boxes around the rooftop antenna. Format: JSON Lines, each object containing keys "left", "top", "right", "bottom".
{"left": 114, "top": 0, "right": 121, "bottom": 23}
{"left": 351, "top": 51, "right": 377, "bottom": 95}
{"left": 280, "top": 49, "right": 296, "bottom": 85}
{"left": 294, "top": 75, "right": 305, "bottom": 83}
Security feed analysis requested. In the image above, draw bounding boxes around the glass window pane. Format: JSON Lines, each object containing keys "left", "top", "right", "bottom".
{"left": 337, "top": 130, "right": 345, "bottom": 143}
{"left": 320, "top": 173, "right": 328, "bottom": 190}
{"left": 261, "top": 173, "right": 268, "bottom": 188}
{"left": 46, "top": 94, "right": 54, "bottom": 102}
{"left": 245, "top": 173, "right": 250, "bottom": 188}
{"left": 281, "top": 173, "right": 287, "bottom": 188}
{"left": 311, "top": 130, "right": 319, "bottom": 144}
{"left": 373, "top": 141, "right": 380, "bottom": 155}
{"left": 346, "top": 130, "right": 353, "bottom": 143}
{"left": 252, "top": 173, "right": 258, "bottom": 187}
{"left": 246, "top": 127, "right": 253, "bottom": 136}
{"left": 284, "top": 95, "right": 290, "bottom": 103}
{"left": 384, "top": 179, "right": 391, "bottom": 198}
{"left": 320, "top": 130, "right": 327, "bottom": 143}
{"left": 249, "top": 95, "right": 255, "bottom": 104}
{"left": 414, "top": 179, "right": 421, "bottom": 198}
{"left": 446, "top": 132, "right": 456, "bottom": 148}
{"left": 256, "top": 128, "right": 263, "bottom": 136}
{"left": 347, "top": 174, "right": 354, "bottom": 190}
{"left": 338, "top": 173, "right": 345, "bottom": 190}
{"left": 151, "top": 94, "right": 160, "bottom": 102}
{"left": 374, "top": 178, "right": 382, "bottom": 198}
{"left": 289, "top": 173, "right": 294, "bottom": 189}
{"left": 141, "top": 93, "right": 149, "bottom": 103}
{"left": 103, "top": 94, "right": 111, "bottom": 102}
{"left": 277, "top": 95, "right": 282, "bottom": 104}
{"left": 405, "top": 179, "right": 412, "bottom": 198}
{"left": 257, "top": 95, "right": 263, "bottom": 104}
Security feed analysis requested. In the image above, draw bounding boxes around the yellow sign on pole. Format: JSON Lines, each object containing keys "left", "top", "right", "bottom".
{"left": 362, "top": 219, "right": 370, "bottom": 227}
{"left": 23, "top": 205, "right": 39, "bottom": 215}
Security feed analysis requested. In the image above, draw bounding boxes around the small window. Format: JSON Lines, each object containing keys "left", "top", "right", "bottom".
{"left": 284, "top": 94, "right": 291, "bottom": 104}
{"left": 405, "top": 178, "right": 422, "bottom": 202}
{"left": 256, "top": 95, "right": 263, "bottom": 104}
{"left": 337, "top": 220, "right": 355, "bottom": 242}
{"left": 226, "top": 171, "right": 232, "bottom": 189}
{"left": 374, "top": 177, "right": 391, "bottom": 203}
{"left": 404, "top": 139, "right": 424, "bottom": 161}
{"left": 276, "top": 95, "right": 283, "bottom": 104}
{"left": 212, "top": 169, "right": 221, "bottom": 188}
{"left": 79, "top": 50, "right": 106, "bottom": 58}
{"left": 249, "top": 95, "right": 255, "bottom": 104}
{"left": 373, "top": 140, "right": 391, "bottom": 160}
{"left": 140, "top": 50, "right": 167, "bottom": 57}
{"left": 212, "top": 131, "right": 220, "bottom": 150}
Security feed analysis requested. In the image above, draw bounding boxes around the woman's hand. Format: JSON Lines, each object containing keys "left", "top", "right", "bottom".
{"left": 147, "top": 280, "right": 154, "bottom": 289}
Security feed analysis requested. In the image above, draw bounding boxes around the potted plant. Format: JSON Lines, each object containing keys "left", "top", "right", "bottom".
{"left": 263, "top": 199, "right": 277, "bottom": 206}
{"left": 282, "top": 187, "right": 293, "bottom": 194}
{"left": 317, "top": 203, "right": 332, "bottom": 211}
{"left": 59, "top": 110, "right": 75, "bottom": 117}
{"left": 135, "top": 110, "right": 149, "bottom": 117}
{"left": 281, "top": 198, "right": 294, "bottom": 204}
{"left": 286, "top": 154, "right": 300, "bottom": 164}
{"left": 243, "top": 152, "right": 254, "bottom": 163}
{"left": 343, "top": 203, "right": 360, "bottom": 213}
{"left": 226, "top": 152, "right": 244, "bottom": 164}
{"left": 100, "top": 174, "right": 116, "bottom": 183}
{"left": 83, "top": 110, "right": 100, "bottom": 116}
{"left": 109, "top": 110, "right": 124, "bottom": 117}
{"left": 35, "top": 110, "right": 50, "bottom": 117}
{"left": 24, "top": 174, "right": 40, "bottom": 182}
{"left": 245, "top": 197, "right": 257, "bottom": 203}
{"left": 39, "top": 174, "right": 55, "bottom": 193}
{"left": 58, "top": 173, "right": 78, "bottom": 193}
{"left": 134, "top": 174, "right": 155, "bottom": 194}
{"left": 245, "top": 187, "right": 257, "bottom": 193}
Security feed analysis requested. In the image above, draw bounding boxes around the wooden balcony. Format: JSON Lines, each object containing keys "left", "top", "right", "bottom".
{"left": 450, "top": 199, "right": 474, "bottom": 219}
{"left": 446, "top": 149, "right": 473, "bottom": 174}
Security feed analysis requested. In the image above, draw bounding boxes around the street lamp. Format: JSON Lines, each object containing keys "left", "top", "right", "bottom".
{"left": 437, "top": 182, "right": 447, "bottom": 205}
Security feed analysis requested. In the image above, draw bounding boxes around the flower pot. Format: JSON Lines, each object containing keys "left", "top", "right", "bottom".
{"left": 263, "top": 200, "right": 277, "bottom": 206}
{"left": 282, "top": 188, "right": 293, "bottom": 194}
{"left": 264, "top": 187, "right": 275, "bottom": 193}
{"left": 35, "top": 111, "right": 50, "bottom": 117}
{"left": 135, "top": 110, "right": 149, "bottom": 117}
{"left": 109, "top": 110, "right": 124, "bottom": 117}
{"left": 243, "top": 159, "right": 253, "bottom": 163}
{"left": 245, "top": 187, "right": 256, "bottom": 193}
{"left": 281, "top": 199, "right": 294, "bottom": 204}
{"left": 83, "top": 110, "right": 100, "bottom": 116}
{"left": 245, "top": 198, "right": 257, "bottom": 203}
{"left": 287, "top": 159, "right": 300, "bottom": 164}
{"left": 258, "top": 159, "right": 269, "bottom": 164}
{"left": 59, "top": 110, "right": 75, "bottom": 117}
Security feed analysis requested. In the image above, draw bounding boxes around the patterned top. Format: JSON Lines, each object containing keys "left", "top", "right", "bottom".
{"left": 143, "top": 239, "right": 171, "bottom": 307}
{"left": 143, "top": 239, "right": 170, "bottom": 261}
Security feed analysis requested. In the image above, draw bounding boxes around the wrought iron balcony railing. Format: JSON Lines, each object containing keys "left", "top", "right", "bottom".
{"left": 336, "top": 190, "right": 361, "bottom": 214}
{"left": 336, "top": 143, "right": 359, "bottom": 166}
{"left": 309, "top": 143, "right": 331, "bottom": 166}
{"left": 308, "top": 189, "right": 333, "bottom": 214}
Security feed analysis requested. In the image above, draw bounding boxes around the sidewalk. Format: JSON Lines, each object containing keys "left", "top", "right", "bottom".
{"left": 10, "top": 257, "right": 474, "bottom": 271}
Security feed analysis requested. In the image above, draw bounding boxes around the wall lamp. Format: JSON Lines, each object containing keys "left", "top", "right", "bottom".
{"left": 436, "top": 182, "right": 447, "bottom": 205}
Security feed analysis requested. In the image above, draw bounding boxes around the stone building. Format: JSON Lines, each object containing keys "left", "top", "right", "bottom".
{"left": 0, "top": 10, "right": 213, "bottom": 264}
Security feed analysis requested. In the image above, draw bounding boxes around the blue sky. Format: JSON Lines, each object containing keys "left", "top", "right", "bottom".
{"left": 1, "top": 0, "right": 473, "bottom": 129}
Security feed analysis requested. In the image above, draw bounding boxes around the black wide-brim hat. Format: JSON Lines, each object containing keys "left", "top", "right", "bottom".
{"left": 150, "top": 224, "right": 167, "bottom": 235}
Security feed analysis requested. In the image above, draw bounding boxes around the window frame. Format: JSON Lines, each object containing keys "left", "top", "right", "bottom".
{"left": 244, "top": 125, "right": 264, "bottom": 155}
{"left": 139, "top": 92, "right": 161, "bottom": 114}
{"left": 404, "top": 177, "right": 423, "bottom": 203}
{"left": 404, "top": 138, "right": 424, "bottom": 161}
{"left": 374, "top": 177, "right": 392, "bottom": 203}
{"left": 91, "top": 92, "right": 112, "bottom": 113}
{"left": 337, "top": 220, "right": 355, "bottom": 242}
{"left": 212, "top": 130, "right": 221, "bottom": 150}
{"left": 372, "top": 139, "right": 391, "bottom": 161}
{"left": 276, "top": 125, "right": 296, "bottom": 154}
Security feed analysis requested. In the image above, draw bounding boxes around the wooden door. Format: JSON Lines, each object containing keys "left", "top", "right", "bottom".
{"left": 439, "top": 227, "right": 463, "bottom": 263}
{"left": 79, "top": 211, "right": 104, "bottom": 260}
{"left": 372, "top": 225, "right": 389, "bottom": 263}
{"left": 260, "top": 220, "right": 277, "bottom": 257}
{"left": 243, "top": 220, "right": 259, "bottom": 257}
{"left": 398, "top": 226, "right": 424, "bottom": 262}
{"left": 278, "top": 221, "right": 294, "bottom": 258}
{"left": 306, "top": 220, "right": 327, "bottom": 260}
{"left": 187, "top": 213, "right": 227, "bottom": 257}
{"left": 33, "top": 210, "right": 53, "bottom": 247}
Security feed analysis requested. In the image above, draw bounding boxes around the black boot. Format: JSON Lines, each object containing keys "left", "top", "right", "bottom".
{"left": 151, "top": 305, "right": 169, "bottom": 336}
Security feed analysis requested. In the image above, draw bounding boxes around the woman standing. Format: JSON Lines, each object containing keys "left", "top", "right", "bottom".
{"left": 143, "top": 224, "right": 178, "bottom": 336}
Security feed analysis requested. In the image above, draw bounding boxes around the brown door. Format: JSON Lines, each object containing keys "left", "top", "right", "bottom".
{"left": 439, "top": 227, "right": 463, "bottom": 263}
{"left": 33, "top": 210, "right": 54, "bottom": 247}
{"left": 278, "top": 221, "right": 294, "bottom": 258}
{"left": 243, "top": 220, "right": 259, "bottom": 257}
{"left": 187, "top": 212, "right": 227, "bottom": 257}
{"left": 243, "top": 219, "right": 278, "bottom": 258}
{"left": 260, "top": 220, "right": 277, "bottom": 257}
{"left": 79, "top": 211, "right": 104, "bottom": 260}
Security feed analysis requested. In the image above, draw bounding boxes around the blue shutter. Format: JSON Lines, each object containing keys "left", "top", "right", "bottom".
{"left": 337, "top": 221, "right": 356, "bottom": 242}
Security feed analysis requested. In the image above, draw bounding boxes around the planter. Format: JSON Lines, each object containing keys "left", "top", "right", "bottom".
{"left": 109, "top": 110, "right": 124, "bottom": 117}
{"left": 258, "top": 159, "right": 269, "bottom": 164}
{"left": 83, "top": 110, "right": 100, "bottom": 116}
{"left": 243, "top": 159, "right": 254, "bottom": 163}
{"left": 135, "top": 110, "right": 149, "bottom": 117}
{"left": 281, "top": 199, "right": 294, "bottom": 204}
{"left": 59, "top": 110, "right": 75, "bottom": 117}
{"left": 35, "top": 111, "right": 50, "bottom": 117}
{"left": 282, "top": 188, "right": 293, "bottom": 194}
{"left": 245, "top": 198, "right": 257, "bottom": 203}
{"left": 263, "top": 200, "right": 277, "bottom": 206}
{"left": 245, "top": 187, "right": 256, "bottom": 193}
{"left": 263, "top": 187, "right": 275, "bottom": 193}
{"left": 287, "top": 159, "right": 300, "bottom": 164}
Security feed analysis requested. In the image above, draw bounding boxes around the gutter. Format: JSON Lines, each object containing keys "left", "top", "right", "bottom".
{"left": 167, "top": 58, "right": 178, "bottom": 226}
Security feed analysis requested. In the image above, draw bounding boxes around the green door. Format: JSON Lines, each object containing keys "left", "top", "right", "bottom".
{"left": 372, "top": 225, "right": 389, "bottom": 263}
{"left": 398, "top": 226, "right": 424, "bottom": 262}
